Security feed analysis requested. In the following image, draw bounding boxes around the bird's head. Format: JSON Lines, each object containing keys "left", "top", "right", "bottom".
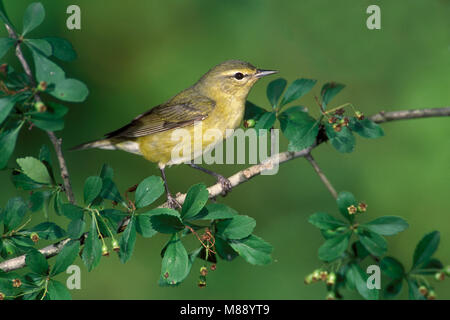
{"left": 195, "top": 60, "right": 277, "bottom": 100}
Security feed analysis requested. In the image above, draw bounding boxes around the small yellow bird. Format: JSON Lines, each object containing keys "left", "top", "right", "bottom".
{"left": 72, "top": 60, "right": 277, "bottom": 208}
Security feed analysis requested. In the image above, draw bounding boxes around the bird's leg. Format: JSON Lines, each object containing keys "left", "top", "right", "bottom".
{"left": 187, "top": 163, "right": 232, "bottom": 196}
{"left": 159, "top": 166, "right": 181, "bottom": 209}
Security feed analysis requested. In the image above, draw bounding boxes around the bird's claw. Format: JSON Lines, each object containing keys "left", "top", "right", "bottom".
{"left": 218, "top": 176, "right": 232, "bottom": 196}
{"left": 167, "top": 195, "right": 181, "bottom": 209}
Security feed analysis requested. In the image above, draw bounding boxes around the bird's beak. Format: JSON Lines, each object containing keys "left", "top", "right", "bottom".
{"left": 255, "top": 69, "right": 278, "bottom": 78}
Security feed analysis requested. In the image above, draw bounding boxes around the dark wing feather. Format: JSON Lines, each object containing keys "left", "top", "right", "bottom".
{"left": 104, "top": 92, "right": 215, "bottom": 139}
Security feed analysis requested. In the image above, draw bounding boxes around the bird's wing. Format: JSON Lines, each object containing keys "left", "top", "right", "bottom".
{"left": 104, "top": 92, "right": 215, "bottom": 138}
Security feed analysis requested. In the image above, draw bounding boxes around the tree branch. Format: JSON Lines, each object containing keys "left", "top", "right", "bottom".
{"left": 4, "top": 24, "right": 76, "bottom": 204}
{"left": 1, "top": 106, "right": 449, "bottom": 273}
{"left": 305, "top": 153, "right": 338, "bottom": 199}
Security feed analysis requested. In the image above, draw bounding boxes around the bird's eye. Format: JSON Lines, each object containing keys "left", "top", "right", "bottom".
{"left": 234, "top": 72, "right": 244, "bottom": 80}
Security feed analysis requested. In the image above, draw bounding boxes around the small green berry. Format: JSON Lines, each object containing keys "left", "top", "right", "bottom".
{"left": 326, "top": 292, "right": 336, "bottom": 300}
{"left": 435, "top": 272, "right": 445, "bottom": 281}
{"left": 326, "top": 272, "right": 337, "bottom": 286}
{"left": 427, "top": 290, "right": 437, "bottom": 300}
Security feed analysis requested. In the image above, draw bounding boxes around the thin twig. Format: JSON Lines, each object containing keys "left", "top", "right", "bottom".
{"left": 305, "top": 153, "right": 338, "bottom": 199}
{"left": 2, "top": 106, "right": 450, "bottom": 272}
{"left": 4, "top": 23, "right": 76, "bottom": 204}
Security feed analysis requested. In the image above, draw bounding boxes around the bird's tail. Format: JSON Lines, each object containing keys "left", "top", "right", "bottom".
{"left": 69, "top": 138, "right": 142, "bottom": 155}
{"left": 69, "top": 138, "right": 116, "bottom": 151}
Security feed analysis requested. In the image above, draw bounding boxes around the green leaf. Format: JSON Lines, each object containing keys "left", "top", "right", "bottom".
{"left": 362, "top": 216, "right": 409, "bottom": 236}
{"left": 32, "top": 50, "right": 65, "bottom": 85}
{"left": 22, "top": 2, "right": 45, "bottom": 36}
{"left": 0, "top": 121, "right": 23, "bottom": 169}
{"left": 358, "top": 230, "right": 387, "bottom": 257}
{"left": 244, "top": 101, "right": 266, "bottom": 122}
{"left": 320, "top": 82, "right": 345, "bottom": 108}
{"left": 215, "top": 236, "right": 238, "bottom": 261}
{"left": 29, "top": 190, "right": 46, "bottom": 212}
{"left": 25, "top": 249, "right": 49, "bottom": 275}
{"left": 384, "top": 279, "right": 403, "bottom": 299}
{"left": 3, "top": 197, "right": 27, "bottom": 232}
{"left": 318, "top": 232, "right": 350, "bottom": 262}
{"left": 66, "top": 217, "right": 85, "bottom": 239}
{"left": 12, "top": 171, "right": 46, "bottom": 190}
{"left": 16, "top": 157, "right": 52, "bottom": 184}
{"left": 352, "top": 240, "right": 370, "bottom": 260}
{"left": 47, "top": 279, "right": 71, "bottom": 300}
{"left": 81, "top": 216, "right": 102, "bottom": 271}
{"left": 216, "top": 215, "right": 256, "bottom": 240}
{"left": 408, "top": 279, "right": 426, "bottom": 300}
{"left": 135, "top": 176, "right": 164, "bottom": 208}
{"left": 348, "top": 263, "right": 379, "bottom": 300}
{"left": 254, "top": 111, "right": 276, "bottom": 134}
{"left": 308, "top": 212, "right": 347, "bottom": 230}
{"left": 83, "top": 176, "right": 103, "bottom": 205}
{"left": 30, "top": 117, "right": 64, "bottom": 131}
{"left": 51, "top": 241, "right": 80, "bottom": 276}
{"left": 181, "top": 183, "right": 209, "bottom": 220}
{"left": 149, "top": 208, "right": 184, "bottom": 234}
{"left": 136, "top": 214, "right": 157, "bottom": 238}
{"left": 325, "top": 124, "right": 355, "bottom": 153}
{"left": 28, "top": 222, "right": 66, "bottom": 240}
{"left": 228, "top": 234, "right": 273, "bottom": 265}
{"left": 99, "top": 178, "right": 125, "bottom": 205}
{"left": 51, "top": 78, "right": 89, "bottom": 103}
{"left": 336, "top": 191, "right": 357, "bottom": 222}
{"left": 0, "top": 37, "right": 14, "bottom": 60}
{"left": 160, "top": 234, "right": 190, "bottom": 285}
{"left": 190, "top": 203, "right": 237, "bottom": 220}
{"left": 61, "top": 203, "right": 84, "bottom": 220}
{"left": 0, "top": 1, "right": 13, "bottom": 27}
{"left": 119, "top": 215, "right": 136, "bottom": 263}
{"left": 267, "top": 78, "right": 287, "bottom": 108}
{"left": 0, "top": 94, "right": 19, "bottom": 126}
{"left": 25, "top": 39, "right": 52, "bottom": 56}
{"left": 349, "top": 118, "right": 384, "bottom": 139}
{"left": 279, "top": 108, "right": 319, "bottom": 151}
{"left": 412, "top": 231, "right": 440, "bottom": 269}
{"left": 380, "top": 257, "right": 405, "bottom": 279}
{"left": 280, "top": 78, "right": 316, "bottom": 107}
{"left": 44, "top": 37, "right": 77, "bottom": 61}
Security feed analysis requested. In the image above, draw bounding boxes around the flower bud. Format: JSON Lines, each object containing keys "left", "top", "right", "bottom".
{"left": 435, "top": 272, "right": 445, "bottom": 281}
{"left": 334, "top": 108, "right": 345, "bottom": 116}
{"left": 304, "top": 273, "right": 314, "bottom": 285}
{"left": 444, "top": 265, "right": 450, "bottom": 277}
{"left": 357, "top": 202, "right": 367, "bottom": 212}
{"left": 347, "top": 205, "right": 357, "bottom": 215}
{"left": 319, "top": 271, "right": 328, "bottom": 281}
{"left": 326, "top": 272, "right": 337, "bottom": 286}
{"left": 112, "top": 239, "right": 120, "bottom": 252}
{"left": 326, "top": 292, "right": 336, "bottom": 300}
{"left": 311, "top": 270, "right": 321, "bottom": 282}
{"left": 332, "top": 123, "right": 342, "bottom": 132}
{"left": 427, "top": 290, "right": 437, "bottom": 300}
{"left": 198, "top": 280, "right": 207, "bottom": 288}
{"left": 0, "top": 292, "right": 5, "bottom": 300}
{"left": 418, "top": 286, "right": 428, "bottom": 296}
{"left": 210, "top": 264, "right": 216, "bottom": 271}
{"left": 200, "top": 266, "right": 208, "bottom": 276}
{"left": 101, "top": 244, "right": 110, "bottom": 257}
{"left": 34, "top": 101, "right": 47, "bottom": 113}
{"left": 37, "top": 81, "right": 47, "bottom": 91}
{"left": 340, "top": 117, "right": 349, "bottom": 127}
{"left": 244, "top": 119, "right": 256, "bottom": 128}
{"left": 30, "top": 232, "right": 39, "bottom": 243}
{"left": 328, "top": 117, "right": 337, "bottom": 124}
{"left": 355, "top": 111, "right": 364, "bottom": 120}
{"left": 12, "top": 279, "right": 22, "bottom": 288}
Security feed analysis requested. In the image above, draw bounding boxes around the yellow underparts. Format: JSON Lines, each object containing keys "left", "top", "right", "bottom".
{"left": 137, "top": 97, "right": 245, "bottom": 167}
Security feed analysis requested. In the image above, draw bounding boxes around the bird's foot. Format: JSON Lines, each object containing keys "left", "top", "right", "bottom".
{"left": 167, "top": 194, "right": 181, "bottom": 209}
{"left": 217, "top": 175, "right": 232, "bottom": 196}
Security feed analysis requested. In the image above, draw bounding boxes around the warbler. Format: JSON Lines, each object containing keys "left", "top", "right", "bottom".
{"left": 72, "top": 60, "right": 277, "bottom": 208}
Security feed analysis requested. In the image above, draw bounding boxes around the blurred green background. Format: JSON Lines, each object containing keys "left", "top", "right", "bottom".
{"left": 1, "top": 0, "right": 449, "bottom": 299}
